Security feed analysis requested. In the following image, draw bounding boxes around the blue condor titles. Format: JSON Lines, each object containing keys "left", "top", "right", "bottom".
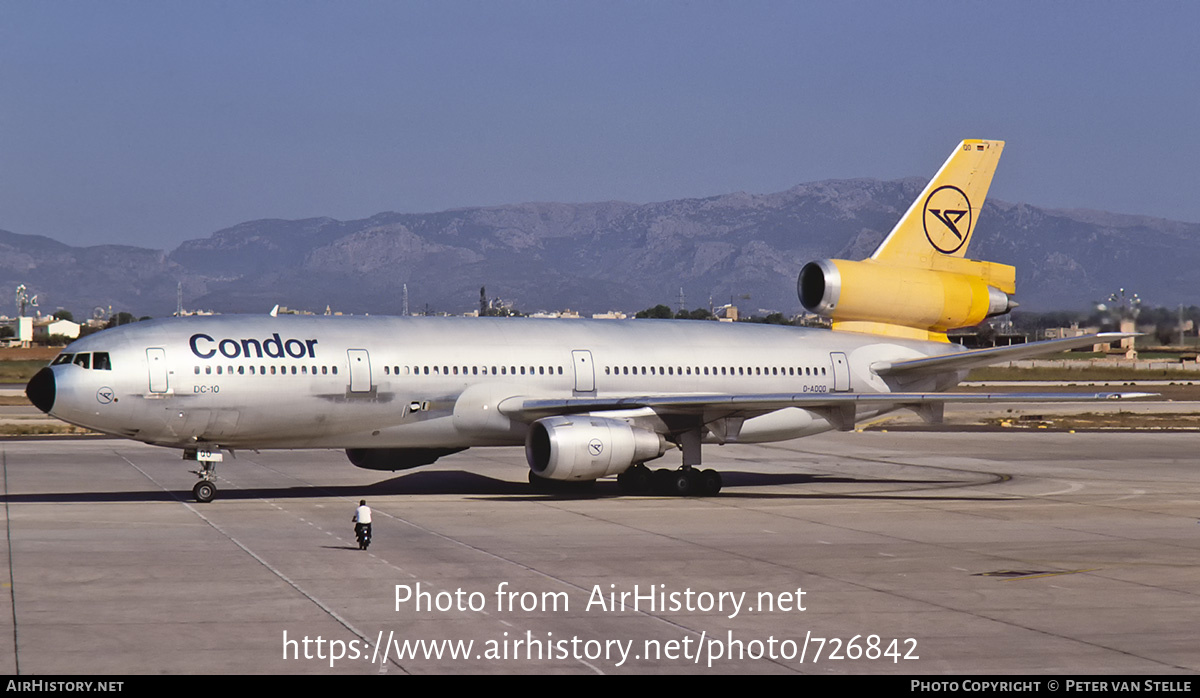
{"left": 189, "top": 333, "right": 319, "bottom": 360}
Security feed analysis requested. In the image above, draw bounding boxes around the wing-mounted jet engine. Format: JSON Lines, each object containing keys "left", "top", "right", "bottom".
{"left": 525, "top": 415, "right": 668, "bottom": 481}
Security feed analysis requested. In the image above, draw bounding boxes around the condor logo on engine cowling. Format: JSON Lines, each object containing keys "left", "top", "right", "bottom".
{"left": 923, "top": 185, "right": 973, "bottom": 254}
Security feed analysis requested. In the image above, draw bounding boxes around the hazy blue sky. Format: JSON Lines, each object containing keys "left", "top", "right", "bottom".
{"left": 2, "top": 1, "right": 1198, "bottom": 249}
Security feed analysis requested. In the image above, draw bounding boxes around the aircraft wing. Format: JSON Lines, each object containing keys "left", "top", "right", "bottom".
{"left": 872, "top": 333, "right": 1135, "bottom": 377}
{"left": 498, "top": 389, "right": 1154, "bottom": 424}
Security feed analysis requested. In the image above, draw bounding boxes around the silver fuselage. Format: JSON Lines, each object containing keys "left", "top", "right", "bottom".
{"left": 37, "top": 315, "right": 961, "bottom": 450}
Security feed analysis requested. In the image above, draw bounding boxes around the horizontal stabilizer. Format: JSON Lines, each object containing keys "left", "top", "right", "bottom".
{"left": 873, "top": 333, "right": 1136, "bottom": 377}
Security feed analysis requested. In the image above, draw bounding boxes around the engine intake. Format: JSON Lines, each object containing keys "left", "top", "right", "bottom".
{"left": 526, "top": 416, "right": 667, "bottom": 481}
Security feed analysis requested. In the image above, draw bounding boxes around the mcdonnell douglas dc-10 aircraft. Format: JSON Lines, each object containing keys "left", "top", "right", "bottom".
{"left": 26, "top": 140, "right": 1141, "bottom": 502}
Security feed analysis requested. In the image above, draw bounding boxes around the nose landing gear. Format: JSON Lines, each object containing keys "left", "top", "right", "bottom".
{"left": 184, "top": 448, "right": 223, "bottom": 503}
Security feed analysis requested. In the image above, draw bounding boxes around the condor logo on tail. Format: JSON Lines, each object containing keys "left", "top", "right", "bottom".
{"left": 923, "top": 185, "right": 972, "bottom": 254}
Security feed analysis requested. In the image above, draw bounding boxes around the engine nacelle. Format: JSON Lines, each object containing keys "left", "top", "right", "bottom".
{"left": 525, "top": 415, "right": 668, "bottom": 481}
{"left": 345, "top": 447, "right": 466, "bottom": 471}
{"left": 798, "top": 258, "right": 1014, "bottom": 332}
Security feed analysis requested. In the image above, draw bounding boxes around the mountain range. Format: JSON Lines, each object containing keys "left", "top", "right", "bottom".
{"left": 3, "top": 178, "right": 1198, "bottom": 320}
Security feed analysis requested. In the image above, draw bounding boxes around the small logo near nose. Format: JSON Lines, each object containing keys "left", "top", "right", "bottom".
{"left": 96, "top": 387, "right": 114, "bottom": 404}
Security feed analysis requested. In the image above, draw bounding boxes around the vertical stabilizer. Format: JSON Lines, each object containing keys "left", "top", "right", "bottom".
{"left": 871, "top": 139, "right": 1004, "bottom": 267}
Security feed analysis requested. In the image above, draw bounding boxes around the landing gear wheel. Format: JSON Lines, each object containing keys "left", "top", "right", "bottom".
{"left": 193, "top": 480, "right": 217, "bottom": 503}
{"left": 700, "top": 469, "right": 722, "bottom": 496}
{"left": 670, "top": 469, "right": 700, "bottom": 497}
{"left": 618, "top": 464, "right": 652, "bottom": 494}
{"left": 651, "top": 468, "right": 676, "bottom": 495}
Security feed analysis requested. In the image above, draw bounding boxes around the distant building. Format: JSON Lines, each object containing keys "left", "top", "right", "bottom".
{"left": 34, "top": 318, "right": 81, "bottom": 341}
{"left": 591, "top": 311, "right": 628, "bottom": 320}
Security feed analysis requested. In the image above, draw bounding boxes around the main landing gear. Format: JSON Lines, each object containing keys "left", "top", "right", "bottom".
{"left": 617, "top": 464, "right": 722, "bottom": 497}
{"left": 184, "top": 448, "right": 223, "bottom": 503}
{"left": 617, "top": 428, "right": 722, "bottom": 496}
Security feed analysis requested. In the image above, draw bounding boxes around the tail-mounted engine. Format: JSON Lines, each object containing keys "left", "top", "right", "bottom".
{"left": 798, "top": 257, "right": 1016, "bottom": 338}
{"left": 526, "top": 415, "right": 668, "bottom": 481}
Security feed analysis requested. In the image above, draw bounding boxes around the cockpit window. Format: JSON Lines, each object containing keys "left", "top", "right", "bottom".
{"left": 51, "top": 354, "right": 74, "bottom": 366}
{"left": 93, "top": 352, "right": 112, "bottom": 370}
{"left": 73, "top": 353, "right": 91, "bottom": 369}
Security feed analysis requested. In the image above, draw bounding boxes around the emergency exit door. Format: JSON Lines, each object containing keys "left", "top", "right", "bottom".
{"left": 571, "top": 350, "right": 595, "bottom": 393}
{"left": 830, "top": 352, "right": 851, "bottom": 392}
{"left": 147, "top": 348, "right": 168, "bottom": 393}
{"left": 347, "top": 349, "right": 372, "bottom": 393}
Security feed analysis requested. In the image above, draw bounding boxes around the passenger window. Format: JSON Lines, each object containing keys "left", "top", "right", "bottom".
{"left": 206, "top": 366, "right": 212, "bottom": 375}
{"left": 73, "top": 353, "right": 91, "bottom": 369}
{"left": 270, "top": 366, "right": 276, "bottom": 375}
{"left": 238, "top": 366, "right": 245, "bottom": 375}
{"left": 385, "top": 366, "right": 390, "bottom": 375}
{"left": 194, "top": 366, "right": 200, "bottom": 375}
{"left": 302, "top": 366, "right": 308, "bottom": 375}
{"left": 332, "top": 366, "right": 338, "bottom": 375}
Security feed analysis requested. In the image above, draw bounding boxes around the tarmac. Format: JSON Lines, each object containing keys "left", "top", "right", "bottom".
{"left": 1, "top": 428, "right": 1197, "bottom": 674}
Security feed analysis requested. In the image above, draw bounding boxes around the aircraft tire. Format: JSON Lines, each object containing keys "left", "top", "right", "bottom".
{"left": 651, "top": 468, "right": 677, "bottom": 495}
{"left": 700, "top": 469, "right": 722, "bottom": 496}
{"left": 193, "top": 480, "right": 216, "bottom": 503}
{"left": 618, "top": 465, "right": 652, "bottom": 494}
{"left": 672, "top": 470, "right": 700, "bottom": 497}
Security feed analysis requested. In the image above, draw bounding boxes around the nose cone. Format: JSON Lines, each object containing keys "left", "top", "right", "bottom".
{"left": 26, "top": 367, "right": 56, "bottom": 414}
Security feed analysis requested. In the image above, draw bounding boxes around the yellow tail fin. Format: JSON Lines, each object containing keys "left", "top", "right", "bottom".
{"left": 871, "top": 139, "right": 1004, "bottom": 267}
{"left": 798, "top": 139, "right": 1016, "bottom": 343}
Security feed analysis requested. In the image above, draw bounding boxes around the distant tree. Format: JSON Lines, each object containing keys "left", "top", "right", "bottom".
{"left": 675, "top": 308, "right": 714, "bottom": 321}
{"left": 43, "top": 334, "right": 72, "bottom": 346}
{"left": 138, "top": 316, "right": 153, "bottom": 322}
{"left": 635, "top": 304, "right": 674, "bottom": 319}
{"left": 741, "top": 313, "right": 792, "bottom": 325}
{"left": 105, "top": 312, "right": 138, "bottom": 329}
{"left": 53, "top": 310, "right": 75, "bottom": 323}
